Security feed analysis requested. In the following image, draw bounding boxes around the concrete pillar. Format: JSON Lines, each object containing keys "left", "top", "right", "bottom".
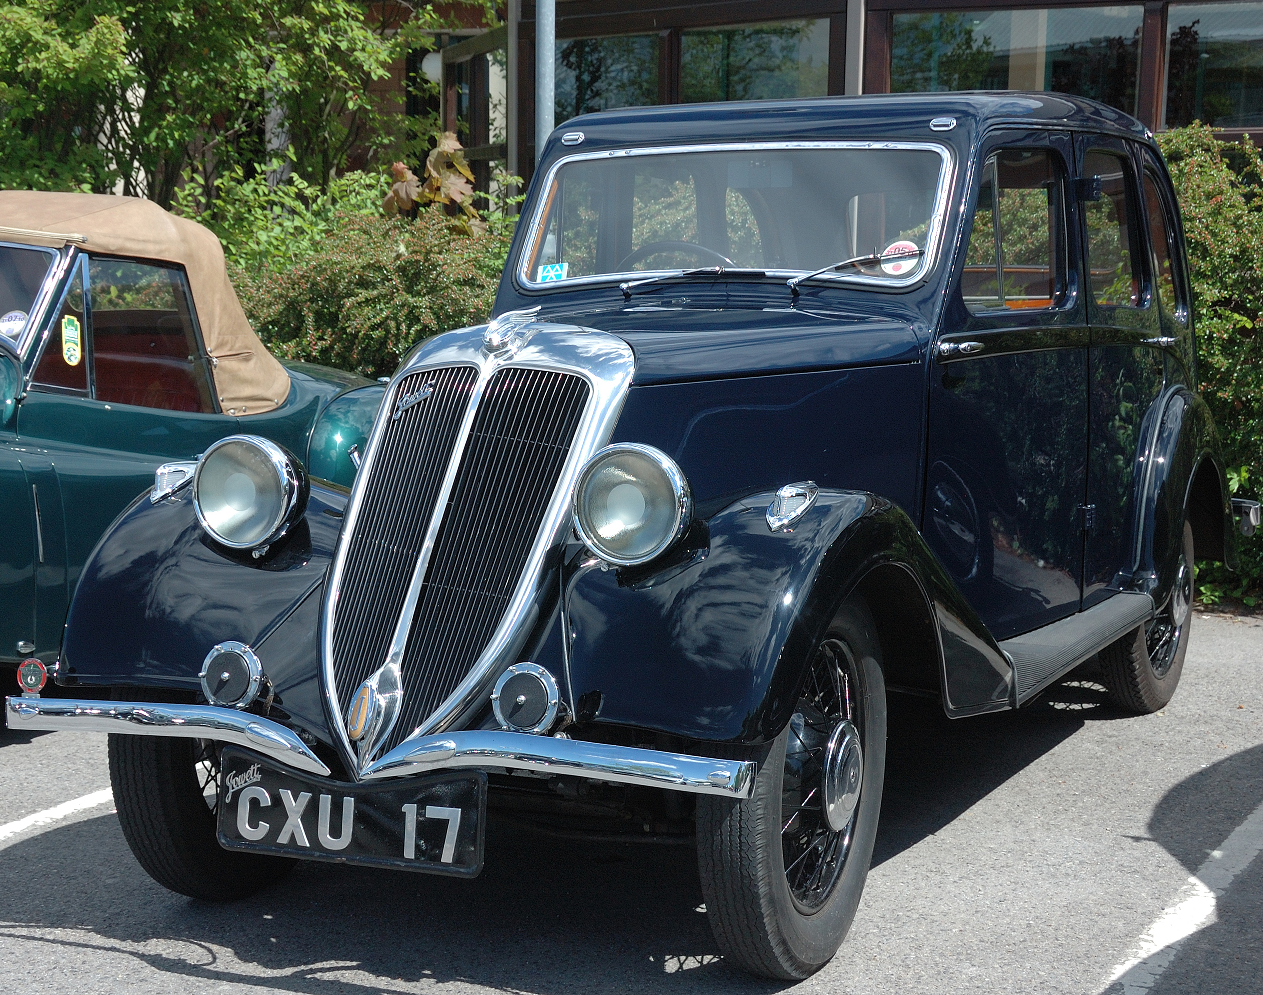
{"left": 536, "top": 0, "right": 555, "bottom": 164}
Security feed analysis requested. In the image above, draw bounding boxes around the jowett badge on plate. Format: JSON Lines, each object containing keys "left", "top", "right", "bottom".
{"left": 216, "top": 747, "right": 487, "bottom": 876}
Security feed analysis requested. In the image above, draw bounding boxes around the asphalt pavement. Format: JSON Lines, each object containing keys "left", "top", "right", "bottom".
{"left": 1, "top": 609, "right": 1260, "bottom": 995}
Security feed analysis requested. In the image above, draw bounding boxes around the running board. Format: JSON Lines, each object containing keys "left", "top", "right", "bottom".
{"left": 1001, "top": 592, "right": 1154, "bottom": 705}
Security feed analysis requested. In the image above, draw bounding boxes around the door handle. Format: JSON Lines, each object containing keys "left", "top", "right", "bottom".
{"left": 937, "top": 341, "right": 985, "bottom": 358}
{"left": 1142, "top": 336, "right": 1177, "bottom": 348}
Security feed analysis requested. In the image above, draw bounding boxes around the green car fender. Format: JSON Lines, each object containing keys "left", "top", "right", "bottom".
{"left": 306, "top": 382, "right": 387, "bottom": 488}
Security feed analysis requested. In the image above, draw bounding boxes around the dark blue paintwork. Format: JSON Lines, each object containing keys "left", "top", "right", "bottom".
{"left": 52, "top": 93, "right": 1237, "bottom": 753}
{"left": 566, "top": 490, "right": 1012, "bottom": 743}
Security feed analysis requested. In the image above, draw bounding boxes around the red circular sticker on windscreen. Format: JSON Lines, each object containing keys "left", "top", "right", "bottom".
{"left": 880, "top": 240, "right": 920, "bottom": 277}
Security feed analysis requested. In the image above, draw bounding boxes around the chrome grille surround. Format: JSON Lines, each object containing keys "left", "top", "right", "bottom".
{"left": 322, "top": 321, "right": 635, "bottom": 778}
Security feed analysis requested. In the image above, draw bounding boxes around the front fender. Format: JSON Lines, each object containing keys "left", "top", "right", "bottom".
{"left": 306, "top": 382, "right": 386, "bottom": 488}
{"left": 565, "top": 489, "right": 1013, "bottom": 745}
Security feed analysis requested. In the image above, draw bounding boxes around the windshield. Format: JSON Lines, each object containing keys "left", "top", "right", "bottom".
{"left": 519, "top": 143, "right": 952, "bottom": 290}
{"left": 0, "top": 242, "right": 57, "bottom": 342}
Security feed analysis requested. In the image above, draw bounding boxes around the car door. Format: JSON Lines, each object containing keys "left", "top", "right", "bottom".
{"left": 1076, "top": 136, "right": 1167, "bottom": 605}
{"left": 17, "top": 254, "right": 238, "bottom": 652}
{"left": 926, "top": 130, "right": 1089, "bottom": 640}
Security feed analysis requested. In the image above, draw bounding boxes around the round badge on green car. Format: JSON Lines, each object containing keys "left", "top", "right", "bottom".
{"left": 573, "top": 443, "right": 691, "bottom": 567}
{"left": 193, "top": 435, "right": 307, "bottom": 550}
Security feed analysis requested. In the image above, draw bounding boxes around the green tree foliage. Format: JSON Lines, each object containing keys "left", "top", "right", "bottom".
{"left": 891, "top": 13, "right": 994, "bottom": 93}
{"left": 0, "top": 1, "right": 494, "bottom": 205}
{"left": 1158, "top": 124, "right": 1263, "bottom": 603}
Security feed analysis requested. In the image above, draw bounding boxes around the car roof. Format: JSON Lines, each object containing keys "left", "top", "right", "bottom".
{"left": 0, "top": 190, "right": 288, "bottom": 414}
{"left": 542, "top": 91, "right": 1149, "bottom": 158}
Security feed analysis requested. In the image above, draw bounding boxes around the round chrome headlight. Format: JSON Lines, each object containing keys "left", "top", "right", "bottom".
{"left": 573, "top": 444, "right": 691, "bottom": 566}
{"left": 193, "top": 435, "right": 306, "bottom": 550}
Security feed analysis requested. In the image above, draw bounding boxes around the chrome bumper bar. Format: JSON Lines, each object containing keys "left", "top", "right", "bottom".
{"left": 5, "top": 696, "right": 332, "bottom": 777}
{"left": 5, "top": 696, "right": 756, "bottom": 799}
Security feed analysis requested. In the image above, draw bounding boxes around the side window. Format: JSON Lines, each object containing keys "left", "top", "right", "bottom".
{"left": 963, "top": 149, "right": 1063, "bottom": 313}
{"left": 32, "top": 261, "right": 89, "bottom": 393}
{"left": 1142, "top": 171, "right": 1178, "bottom": 318}
{"left": 87, "top": 258, "right": 217, "bottom": 414}
{"left": 1082, "top": 150, "right": 1142, "bottom": 307}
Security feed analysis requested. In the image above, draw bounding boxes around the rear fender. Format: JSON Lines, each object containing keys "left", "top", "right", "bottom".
{"left": 564, "top": 489, "right": 1013, "bottom": 745}
{"left": 1130, "top": 387, "right": 1236, "bottom": 597}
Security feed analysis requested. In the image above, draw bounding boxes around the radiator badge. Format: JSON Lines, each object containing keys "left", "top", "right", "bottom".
{"left": 347, "top": 682, "right": 378, "bottom": 741}
{"left": 392, "top": 381, "right": 434, "bottom": 421}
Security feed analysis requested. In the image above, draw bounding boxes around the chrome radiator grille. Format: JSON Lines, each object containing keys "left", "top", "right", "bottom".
{"left": 331, "top": 366, "right": 477, "bottom": 708}
{"left": 331, "top": 365, "right": 590, "bottom": 753}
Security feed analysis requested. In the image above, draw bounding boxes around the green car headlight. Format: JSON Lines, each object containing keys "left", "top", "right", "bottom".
{"left": 193, "top": 435, "right": 307, "bottom": 550}
{"left": 573, "top": 444, "right": 692, "bottom": 566}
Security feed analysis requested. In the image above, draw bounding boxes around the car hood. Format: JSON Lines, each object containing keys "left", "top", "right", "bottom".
{"left": 524, "top": 297, "right": 929, "bottom": 385}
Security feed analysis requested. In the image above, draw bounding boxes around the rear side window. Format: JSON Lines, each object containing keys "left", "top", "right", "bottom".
{"left": 87, "top": 258, "right": 217, "bottom": 413}
{"left": 963, "top": 149, "right": 1064, "bottom": 313}
{"left": 1142, "top": 171, "right": 1178, "bottom": 317}
{"left": 1082, "top": 150, "right": 1142, "bottom": 307}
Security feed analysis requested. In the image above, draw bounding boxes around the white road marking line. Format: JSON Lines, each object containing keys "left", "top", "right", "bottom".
{"left": 1100, "top": 797, "right": 1263, "bottom": 993}
{"left": 0, "top": 789, "right": 114, "bottom": 845}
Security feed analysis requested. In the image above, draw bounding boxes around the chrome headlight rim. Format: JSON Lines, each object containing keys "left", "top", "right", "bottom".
{"left": 572, "top": 442, "right": 692, "bottom": 567}
{"left": 192, "top": 434, "right": 306, "bottom": 551}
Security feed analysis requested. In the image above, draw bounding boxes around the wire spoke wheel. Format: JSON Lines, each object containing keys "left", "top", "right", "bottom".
{"left": 781, "top": 638, "right": 862, "bottom": 913}
{"left": 193, "top": 740, "right": 220, "bottom": 816}
{"left": 1147, "top": 552, "right": 1192, "bottom": 680}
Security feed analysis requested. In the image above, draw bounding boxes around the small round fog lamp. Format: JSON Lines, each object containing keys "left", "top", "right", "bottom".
{"left": 193, "top": 435, "right": 306, "bottom": 550}
{"left": 573, "top": 443, "right": 691, "bottom": 566}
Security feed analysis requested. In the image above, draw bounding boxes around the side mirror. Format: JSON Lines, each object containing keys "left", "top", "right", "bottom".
{"left": 0, "top": 338, "right": 21, "bottom": 426}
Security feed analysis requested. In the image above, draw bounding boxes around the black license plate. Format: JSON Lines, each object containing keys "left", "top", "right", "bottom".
{"left": 216, "top": 747, "right": 486, "bottom": 876}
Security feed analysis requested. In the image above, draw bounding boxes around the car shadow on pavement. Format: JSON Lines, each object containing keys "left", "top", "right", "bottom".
{"left": 875, "top": 673, "right": 1122, "bottom": 866}
{"left": 1101, "top": 743, "right": 1263, "bottom": 995}
{"left": 0, "top": 674, "right": 1139, "bottom": 995}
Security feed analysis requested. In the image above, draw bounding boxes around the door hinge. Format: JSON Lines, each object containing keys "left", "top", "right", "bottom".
{"left": 1079, "top": 504, "right": 1097, "bottom": 533}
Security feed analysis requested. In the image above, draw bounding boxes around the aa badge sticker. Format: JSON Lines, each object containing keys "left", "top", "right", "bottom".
{"left": 61, "top": 315, "right": 82, "bottom": 366}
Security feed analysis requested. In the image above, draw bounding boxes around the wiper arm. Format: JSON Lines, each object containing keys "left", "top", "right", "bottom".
{"left": 620, "top": 267, "right": 767, "bottom": 300}
{"left": 786, "top": 247, "right": 923, "bottom": 296}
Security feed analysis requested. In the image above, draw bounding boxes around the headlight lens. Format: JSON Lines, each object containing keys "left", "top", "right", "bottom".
{"left": 573, "top": 444, "right": 691, "bottom": 566}
{"left": 193, "top": 435, "right": 306, "bottom": 549}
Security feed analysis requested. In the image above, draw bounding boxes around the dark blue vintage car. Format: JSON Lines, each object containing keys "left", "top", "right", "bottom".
{"left": 7, "top": 92, "right": 1257, "bottom": 980}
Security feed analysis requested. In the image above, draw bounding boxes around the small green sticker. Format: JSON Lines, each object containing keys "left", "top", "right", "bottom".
{"left": 61, "top": 315, "right": 81, "bottom": 366}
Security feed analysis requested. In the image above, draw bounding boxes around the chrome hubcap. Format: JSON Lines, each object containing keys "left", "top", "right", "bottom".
{"left": 1171, "top": 557, "right": 1191, "bottom": 629}
{"left": 823, "top": 720, "right": 863, "bottom": 832}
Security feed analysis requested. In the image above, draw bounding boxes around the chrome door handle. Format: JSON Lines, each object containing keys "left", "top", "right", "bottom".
{"left": 937, "top": 340, "right": 985, "bottom": 358}
{"left": 1142, "top": 336, "right": 1178, "bottom": 348}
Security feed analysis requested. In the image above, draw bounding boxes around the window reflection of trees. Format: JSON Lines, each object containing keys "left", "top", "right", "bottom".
{"left": 680, "top": 21, "right": 827, "bottom": 103}
{"left": 555, "top": 35, "right": 659, "bottom": 122}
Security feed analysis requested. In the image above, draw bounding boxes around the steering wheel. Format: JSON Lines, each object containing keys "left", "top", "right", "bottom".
{"left": 618, "top": 241, "right": 735, "bottom": 271}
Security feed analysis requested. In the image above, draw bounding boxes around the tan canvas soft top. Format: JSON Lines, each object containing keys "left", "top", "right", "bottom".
{"left": 0, "top": 190, "right": 289, "bottom": 414}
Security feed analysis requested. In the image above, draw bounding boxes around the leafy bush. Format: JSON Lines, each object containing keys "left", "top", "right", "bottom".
{"left": 174, "top": 158, "right": 390, "bottom": 270}
{"left": 231, "top": 209, "right": 513, "bottom": 379}
{"left": 1158, "top": 125, "right": 1263, "bottom": 605}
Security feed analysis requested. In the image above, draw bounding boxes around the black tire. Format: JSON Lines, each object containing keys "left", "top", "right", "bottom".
{"left": 1100, "top": 520, "right": 1194, "bottom": 714}
{"left": 696, "top": 596, "right": 887, "bottom": 980}
{"left": 109, "top": 735, "right": 293, "bottom": 900}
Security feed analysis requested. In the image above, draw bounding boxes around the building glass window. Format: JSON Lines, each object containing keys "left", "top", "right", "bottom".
{"left": 1166, "top": 2, "right": 1263, "bottom": 128}
{"left": 891, "top": 7, "right": 1144, "bottom": 115}
{"left": 555, "top": 35, "right": 659, "bottom": 122}
{"left": 680, "top": 20, "right": 828, "bottom": 103}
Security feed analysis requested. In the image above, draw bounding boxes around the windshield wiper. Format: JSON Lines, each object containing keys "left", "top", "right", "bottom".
{"left": 620, "top": 266, "right": 767, "bottom": 299}
{"left": 786, "top": 247, "right": 923, "bottom": 297}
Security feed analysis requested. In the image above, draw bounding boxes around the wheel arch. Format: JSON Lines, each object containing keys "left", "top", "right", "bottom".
{"left": 1185, "top": 453, "right": 1231, "bottom": 564}
{"left": 850, "top": 562, "right": 941, "bottom": 699}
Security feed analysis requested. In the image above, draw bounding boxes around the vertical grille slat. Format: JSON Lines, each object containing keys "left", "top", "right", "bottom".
{"left": 329, "top": 364, "right": 589, "bottom": 752}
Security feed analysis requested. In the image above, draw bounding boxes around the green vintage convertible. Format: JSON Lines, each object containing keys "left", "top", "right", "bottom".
{"left": 0, "top": 191, "right": 384, "bottom": 701}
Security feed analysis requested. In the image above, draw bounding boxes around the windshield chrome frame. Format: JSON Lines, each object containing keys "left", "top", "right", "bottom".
{"left": 0, "top": 240, "right": 69, "bottom": 357}
{"left": 515, "top": 141, "right": 957, "bottom": 293}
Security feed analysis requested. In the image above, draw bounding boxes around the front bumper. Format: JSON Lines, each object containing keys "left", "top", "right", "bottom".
{"left": 5, "top": 696, "right": 756, "bottom": 799}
